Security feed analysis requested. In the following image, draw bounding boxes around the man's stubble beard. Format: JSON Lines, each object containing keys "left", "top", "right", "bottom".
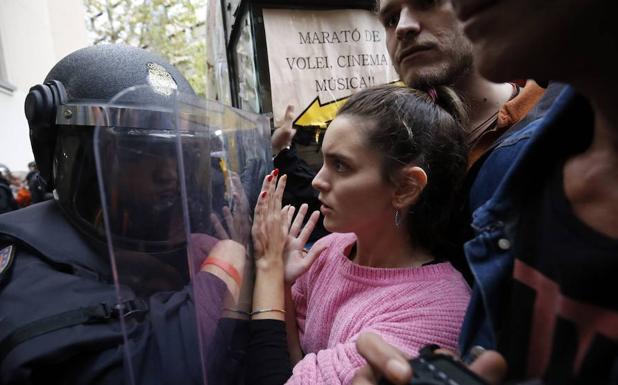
{"left": 403, "top": 50, "right": 474, "bottom": 90}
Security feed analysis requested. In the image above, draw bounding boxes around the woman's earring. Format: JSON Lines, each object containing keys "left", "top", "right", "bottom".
{"left": 394, "top": 209, "right": 401, "bottom": 228}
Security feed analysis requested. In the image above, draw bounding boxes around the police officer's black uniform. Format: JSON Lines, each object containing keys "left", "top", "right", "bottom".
{"left": 0, "top": 44, "right": 234, "bottom": 385}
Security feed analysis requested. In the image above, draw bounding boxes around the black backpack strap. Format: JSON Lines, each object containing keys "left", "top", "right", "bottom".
{"left": 0, "top": 298, "right": 148, "bottom": 363}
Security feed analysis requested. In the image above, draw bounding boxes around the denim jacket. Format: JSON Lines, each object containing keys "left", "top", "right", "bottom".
{"left": 458, "top": 85, "right": 582, "bottom": 359}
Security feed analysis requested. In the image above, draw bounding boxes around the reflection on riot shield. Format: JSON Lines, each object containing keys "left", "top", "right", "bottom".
{"left": 94, "top": 85, "right": 272, "bottom": 385}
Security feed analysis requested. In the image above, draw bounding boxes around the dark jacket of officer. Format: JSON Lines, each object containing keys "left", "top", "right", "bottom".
{"left": 0, "top": 201, "right": 231, "bottom": 384}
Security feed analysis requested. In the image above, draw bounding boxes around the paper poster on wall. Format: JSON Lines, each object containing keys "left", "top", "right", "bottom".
{"left": 262, "top": 9, "right": 399, "bottom": 129}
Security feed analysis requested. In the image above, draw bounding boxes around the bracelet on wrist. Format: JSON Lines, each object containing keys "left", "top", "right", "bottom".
{"left": 251, "top": 308, "right": 286, "bottom": 316}
{"left": 223, "top": 308, "right": 251, "bottom": 316}
{"left": 201, "top": 257, "right": 242, "bottom": 287}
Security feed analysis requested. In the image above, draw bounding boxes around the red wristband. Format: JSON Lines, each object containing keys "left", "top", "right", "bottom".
{"left": 201, "top": 257, "right": 242, "bottom": 287}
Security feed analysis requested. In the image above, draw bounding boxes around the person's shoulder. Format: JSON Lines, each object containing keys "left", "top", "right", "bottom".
{"left": 467, "top": 117, "right": 543, "bottom": 213}
{"left": 418, "top": 262, "right": 470, "bottom": 287}
{"left": 439, "top": 262, "right": 472, "bottom": 292}
{"left": 471, "top": 85, "right": 576, "bottom": 209}
{"left": 491, "top": 82, "right": 570, "bottom": 155}
{"left": 398, "top": 263, "right": 471, "bottom": 303}
{"left": 380, "top": 264, "right": 470, "bottom": 327}
{"left": 498, "top": 80, "right": 545, "bottom": 128}
{"left": 409, "top": 270, "right": 470, "bottom": 323}
{"left": 0, "top": 201, "right": 109, "bottom": 273}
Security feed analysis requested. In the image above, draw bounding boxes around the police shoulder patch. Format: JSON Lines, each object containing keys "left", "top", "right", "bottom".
{"left": 0, "top": 245, "right": 15, "bottom": 285}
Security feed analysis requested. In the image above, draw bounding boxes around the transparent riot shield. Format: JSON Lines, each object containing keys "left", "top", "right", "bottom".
{"left": 93, "top": 84, "right": 271, "bottom": 385}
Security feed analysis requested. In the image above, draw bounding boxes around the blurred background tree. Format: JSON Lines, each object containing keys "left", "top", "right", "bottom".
{"left": 83, "top": 0, "right": 207, "bottom": 96}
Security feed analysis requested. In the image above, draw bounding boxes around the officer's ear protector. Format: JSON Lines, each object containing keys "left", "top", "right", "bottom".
{"left": 24, "top": 80, "right": 67, "bottom": 192}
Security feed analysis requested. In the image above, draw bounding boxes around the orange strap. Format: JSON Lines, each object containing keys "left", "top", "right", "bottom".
{"left": 201, "top": 257, "right": 242, "bottom": 287}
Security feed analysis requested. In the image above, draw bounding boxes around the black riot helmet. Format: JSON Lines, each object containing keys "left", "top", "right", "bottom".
{"left": 23, "top": 44, "right": 209, "bottom": 259}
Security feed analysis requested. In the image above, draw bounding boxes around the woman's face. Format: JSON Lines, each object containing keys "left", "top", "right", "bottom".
{"left": 312, "top": 115, "right": 397, "bottom": 234}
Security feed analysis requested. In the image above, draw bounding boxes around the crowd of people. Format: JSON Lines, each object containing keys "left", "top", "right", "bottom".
{"left": 0, "top": 0, "right": 616, "bottom": 384}
{"left": 0, "top": 161, "right": 50, "bottom": 214}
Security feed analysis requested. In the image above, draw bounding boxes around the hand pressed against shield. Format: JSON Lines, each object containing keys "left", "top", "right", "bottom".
{"left": 252, "top": 170, "right": 323, "bottom": 284}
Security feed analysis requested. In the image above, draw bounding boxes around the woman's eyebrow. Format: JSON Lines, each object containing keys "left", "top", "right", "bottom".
{"left": 323, "top": 151, "right": 354, "bottom": 163}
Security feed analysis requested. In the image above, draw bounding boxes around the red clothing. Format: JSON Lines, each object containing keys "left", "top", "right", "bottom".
{"left": 15, "top": 186, "right": 31, "bottom": 207}
{"left": 469, "top": 80, "right": 545, "bottom": 166}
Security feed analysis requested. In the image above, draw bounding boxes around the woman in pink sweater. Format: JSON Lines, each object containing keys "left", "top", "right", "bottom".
{"left": 247, "top": 85, "right": 471, "bottom": 384}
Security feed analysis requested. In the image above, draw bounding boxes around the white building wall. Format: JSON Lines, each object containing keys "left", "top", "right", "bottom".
{"left": 0, "top": 0, "right": 89, "bottom": 172}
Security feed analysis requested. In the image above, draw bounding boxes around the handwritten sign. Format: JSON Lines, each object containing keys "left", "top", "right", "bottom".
{"left": 263, "top": 9, "right": 398, "bottom": 128}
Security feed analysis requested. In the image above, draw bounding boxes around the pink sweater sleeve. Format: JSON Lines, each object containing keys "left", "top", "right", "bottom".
{"left": 285, "top": 300, "right": 468, "bottom": 385}
{"left": 285, "top": 340, "right": 361, "bottom": 385}
{"left": 292, "top": 235, "right": 336, "bottom": 339}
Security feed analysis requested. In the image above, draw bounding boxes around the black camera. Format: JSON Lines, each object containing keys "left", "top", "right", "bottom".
{"left": 379, "top": 344, "right": 489, "bottom": 385}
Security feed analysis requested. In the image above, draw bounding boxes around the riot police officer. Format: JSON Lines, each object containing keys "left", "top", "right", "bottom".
{"left": 0, "top": 44, "right": 249, "bottom": 385}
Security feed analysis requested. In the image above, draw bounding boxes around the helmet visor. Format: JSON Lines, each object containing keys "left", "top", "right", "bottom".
{"left": 94, "top": 85, "right": 271, "bottom": 384}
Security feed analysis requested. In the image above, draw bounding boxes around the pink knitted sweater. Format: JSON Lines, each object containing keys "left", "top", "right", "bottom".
{"left": 286, "top": 233, "right": 471, "bottom": 385}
